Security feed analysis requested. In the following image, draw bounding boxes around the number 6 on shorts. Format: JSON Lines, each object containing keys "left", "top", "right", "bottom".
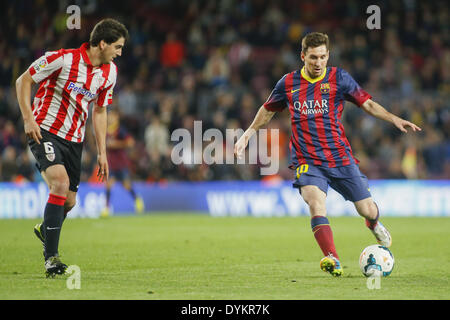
{"left": 44, "top": 141, "right": 54, "bottom": 154}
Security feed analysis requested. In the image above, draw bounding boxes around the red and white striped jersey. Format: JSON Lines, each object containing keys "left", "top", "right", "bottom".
{"left": 28, "top": 42, "right": 117, "bottom": 143}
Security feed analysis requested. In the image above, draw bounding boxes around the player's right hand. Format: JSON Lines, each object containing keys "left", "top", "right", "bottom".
{"left": 234, "top": 135, "right": 248, "bottom": 160}
{"left": 24, "top": 119, "right": 42, "bottom": 144}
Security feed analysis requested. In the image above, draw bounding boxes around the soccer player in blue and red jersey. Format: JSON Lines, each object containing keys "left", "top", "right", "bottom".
{"left": 235, "top": 32, "right": 421, "bottom": 277}
{"left": 101, "top": 109, "right": 144, "bottom": 217}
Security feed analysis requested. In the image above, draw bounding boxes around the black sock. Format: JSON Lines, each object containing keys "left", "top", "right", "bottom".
{"left": 43, "top": 194, "right": 66, "bottom": 260}
{"left": 129, "top": 188, "right": 137, "bottom": 200}
{"left": 106, "top": 188, "right": 111, "bottom": 207}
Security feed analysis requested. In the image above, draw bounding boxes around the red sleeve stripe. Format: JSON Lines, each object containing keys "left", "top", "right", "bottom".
{"left": 97, "top": 64, "right": 112, "bottom": 106}
{"left": 29, "top": 66, "right": 36, "bottom": 76}
{"left": 28, "top": 51, "right": 62, "bottom": 79}
{"left": 352, "top": 88, "right": 371, "bottom": 107}
{"left": 263, "top": 104, "right": 284, "bottom": 112}
{"left": 46, "top": 51, "right": 63, "bottom": 64}
{"left": 99, "top": 64, "right": 111, "bottom": 92}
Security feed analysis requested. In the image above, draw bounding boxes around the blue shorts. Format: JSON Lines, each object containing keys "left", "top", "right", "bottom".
{"left": 109, "top": 168, "right": 130, "bottom": 181}
{"left": 292, "top": 163, "right": 371, "bottom": 202}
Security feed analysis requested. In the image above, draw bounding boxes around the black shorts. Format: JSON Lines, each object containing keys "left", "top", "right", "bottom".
{"left": 28, "top": 129, "right": 83, "bottom": 192}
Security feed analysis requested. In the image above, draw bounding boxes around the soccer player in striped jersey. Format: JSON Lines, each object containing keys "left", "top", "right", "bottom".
{"left": 15, "top": 18, "right": 128, "bottom": 277}
{"left": 235, "top": 32, "right": 421, "bottom": 277}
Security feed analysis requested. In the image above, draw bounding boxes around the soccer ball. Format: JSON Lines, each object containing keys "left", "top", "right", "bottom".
{"left": 359, "top": 244, "right": 395, "bottom": 277}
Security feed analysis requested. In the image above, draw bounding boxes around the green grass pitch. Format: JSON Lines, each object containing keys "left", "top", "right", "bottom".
{"left": 0, "top": 214, "right": 448, "bottom": 300}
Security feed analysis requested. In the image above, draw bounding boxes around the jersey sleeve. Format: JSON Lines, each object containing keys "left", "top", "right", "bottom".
{"left": 96, "top": 83, "right": 115, "bottom": 107}
{"left": 28, "top": 50, "right": 64, "bottom": 83}
{"left": 96, "top": 64, "right": 117, "bottom": 107}
{"left": 263, "top": 74, "right": 288, "bottom": 112}
{"left": 339, "top": 68, "right": 371, "bottom": 107}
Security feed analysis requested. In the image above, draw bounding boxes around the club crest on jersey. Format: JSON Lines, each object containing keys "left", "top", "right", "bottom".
{"left": 320, "top": 83, "right": 330, "bottom": 94}
{"left": 46, "top": 153, "right": 55, "bottom": 162}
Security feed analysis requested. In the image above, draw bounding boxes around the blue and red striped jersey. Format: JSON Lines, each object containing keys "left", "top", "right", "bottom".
{"left": 263, "top": 67, "right": 371, "bottom": 169}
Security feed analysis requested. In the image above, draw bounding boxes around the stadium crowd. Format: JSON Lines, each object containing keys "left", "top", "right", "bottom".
{"left": 0, "top": 0, "right": 448, "bottom": 183}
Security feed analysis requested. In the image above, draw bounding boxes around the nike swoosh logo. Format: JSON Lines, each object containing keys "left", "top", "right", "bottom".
{"left": 47, "top": 227, "right": 61, "bottom": 230}
{"left": 291, "top": 88, "right": 300, "bottom": 93}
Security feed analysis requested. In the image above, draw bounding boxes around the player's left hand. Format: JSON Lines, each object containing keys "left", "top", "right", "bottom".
{"left": 393, "top": 118, "right": 422, "bottom": 133}
{"left": 97, "top": 154, "right": 109, "bottom": 182}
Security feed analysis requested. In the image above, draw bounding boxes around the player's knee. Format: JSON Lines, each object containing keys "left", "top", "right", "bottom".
{"left": 49, "top": 178, "right": 70, "bottom": 196}
{"left": 306, "top": 199, "right": 326, "bottom": 215}
{"left": 355, "top": 199, "right": 378, "bottom": 218}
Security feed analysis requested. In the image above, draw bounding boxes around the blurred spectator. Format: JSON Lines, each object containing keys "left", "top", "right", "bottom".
{"left": 16, "top": 150, "right": 35, "bottom": 182}
{"left": 203, "top": 48, "right": 230, "bottom": 87}
{"left": 145, "top": 115, "right": 170, "bottom": 164}
{"left": 1, "top": 146, "right": 19, "bottom": 181}
{"left": 0, "top": 120, "right": 22, "bottom": 151}
{"left": 228, "top": 39, "right": 252, "bottom": 70}
{"left": 160, "top": 32, "right": 186, "bottom": 68}
{"left": 117, "top": 85, "right": 138, "bottom": 116}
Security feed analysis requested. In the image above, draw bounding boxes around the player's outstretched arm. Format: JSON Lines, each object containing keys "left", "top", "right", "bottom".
{"left": 92, "top": 103, "right": 109, "bottom": 182}
{"left": 15, "top": 71, "right": 42, "bottom": 144}
{"left": 361, "top": 99, "right": 422, "bottom": 133}
{"left": 234, "top": 106, "right": 275, "bottom": 159}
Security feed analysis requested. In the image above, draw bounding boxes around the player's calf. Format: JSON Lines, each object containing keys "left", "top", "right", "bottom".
{"left": 63, "top": 195, "right": 76, "bottom": 220}
{"left": 354, "top": 198, "right": 379, "bottom": 221}
{"left": 356, "top": 200, "right": 392, "bottom": 247}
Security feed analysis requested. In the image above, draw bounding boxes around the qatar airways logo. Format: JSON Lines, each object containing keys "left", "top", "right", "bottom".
{"left": 67, "top": 82, "right": 95, "bottom": 99}
{"left": 294, "top": 99, "right": 329, "bottom": 115}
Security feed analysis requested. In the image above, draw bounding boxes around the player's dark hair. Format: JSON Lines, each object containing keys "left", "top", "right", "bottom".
{"left": 89, "top": 18, "right": 128, "bottom": 47}
{"left": 301, "top": 32, "right": 329, "bottom": 54}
